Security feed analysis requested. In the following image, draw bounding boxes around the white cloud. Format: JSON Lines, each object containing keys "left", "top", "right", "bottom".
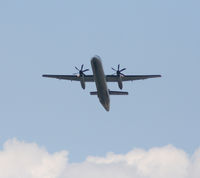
{"left": 0, "top": 139, "right": 200, "bottom": 178}
{"left": 0, "top": 139, "right": 67, "bottom": 178}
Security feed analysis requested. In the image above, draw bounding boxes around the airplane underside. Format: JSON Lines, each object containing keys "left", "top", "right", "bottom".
{"left": 91, "top": 56, "right": 110, "bottom": 111}
{"left": 42, "top": 55, "right": 161, "bottom": 111}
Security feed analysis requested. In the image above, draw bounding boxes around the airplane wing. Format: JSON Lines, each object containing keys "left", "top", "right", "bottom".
{"left": 106, "top": 75, "right": 161, "bottom": 82}
{"left": 42, "top": 74, "right": 94, "bottom": 82}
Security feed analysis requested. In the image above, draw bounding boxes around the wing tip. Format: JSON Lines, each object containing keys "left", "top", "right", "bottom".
{"left": 153, "top": 75, "right": 162, "bottom": 78}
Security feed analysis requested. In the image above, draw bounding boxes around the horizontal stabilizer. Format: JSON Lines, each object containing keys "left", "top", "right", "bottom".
{"left": 90, "top": 91, "right": 98, "bottom": 95}
{"left": 109, "top": 90, "right": 128, "bottom": 95}
{"left": 90, "top": 91, "right": 128, "bottom": 95}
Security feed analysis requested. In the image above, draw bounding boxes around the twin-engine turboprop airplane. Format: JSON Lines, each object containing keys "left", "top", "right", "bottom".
{"left": 43, "top": 55, "right": 161, "bottom": 111}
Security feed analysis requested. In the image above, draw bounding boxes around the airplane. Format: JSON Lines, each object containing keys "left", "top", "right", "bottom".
{"left": 43, "top": 55, "right": 161, "bottom": 111}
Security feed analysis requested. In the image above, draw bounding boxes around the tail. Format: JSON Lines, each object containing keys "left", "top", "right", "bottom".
{"left": 90, "top": 90, "right": 128, "bottom": 95}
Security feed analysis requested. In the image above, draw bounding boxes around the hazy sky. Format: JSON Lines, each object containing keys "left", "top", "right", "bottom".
{"left": 0, "top": 0, "right": 200, "bottom": 172}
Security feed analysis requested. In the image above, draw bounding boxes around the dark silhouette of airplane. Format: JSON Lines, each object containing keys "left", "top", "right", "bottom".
{"left": 43, "top": 55, "right": 161, "bottom": 111}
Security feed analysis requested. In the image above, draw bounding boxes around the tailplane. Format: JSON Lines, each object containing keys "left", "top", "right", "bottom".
{"left": 109, "top": 90, "right": 128, "bottom": 95}
{"left": 90, "top": 90, "right": 128, "bottom": 95}
{"left": 90, "top": 91, "right": 98, "bottom": 95}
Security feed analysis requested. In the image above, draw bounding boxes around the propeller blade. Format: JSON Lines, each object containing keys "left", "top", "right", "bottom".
{"left": 81, "top": 64, "right": 84, "bottom": 70}
{"left": 111, "top": 65, "right": 127, "bottom": 76}
{"left": 111, "top": 67, "right": 117, "bottom": 71}
{"left": 74, "top": 64, "right": 89, "bottom": 76}
{"left": 82, "top": 69, "right": 89, "bottom": 72}
{"left": 75, "top": 66, "right": 80, "bottom": 71}
{"left": 120, "top": 68, "right": 126, "bottom": 72}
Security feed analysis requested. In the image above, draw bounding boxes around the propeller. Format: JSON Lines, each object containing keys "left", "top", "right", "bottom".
{"left": 74, "top": 64, "right": 89, "bottom": 76}
{"left": 111, "top": 64, "right": 126, "bottom": 76}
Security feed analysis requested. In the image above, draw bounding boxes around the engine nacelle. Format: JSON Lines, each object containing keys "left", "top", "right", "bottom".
{"left": 117, "top": 76, "right": 123, "bottom": 89}
{"left": 80, "top": 76, "right": 86, "bottom": 89}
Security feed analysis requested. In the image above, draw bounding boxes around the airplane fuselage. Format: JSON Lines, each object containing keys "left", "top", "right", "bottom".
{"left": 91, "top": 56, "right": 110, "bottom": 111}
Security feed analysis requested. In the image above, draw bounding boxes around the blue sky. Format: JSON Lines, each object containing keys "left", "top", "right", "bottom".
{"left": 0, "top": 0, "right": 200, "bottom": 164}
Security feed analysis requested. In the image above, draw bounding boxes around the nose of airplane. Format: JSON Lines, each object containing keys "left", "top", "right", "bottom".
{"left": 91, "top": 55, "right": 102, "bottom": 67}
{"left": 95, "top": 55, "right": 100, "bottom": 58}
{"left": 92, "top": 55, "right": 101, "bottom": 61}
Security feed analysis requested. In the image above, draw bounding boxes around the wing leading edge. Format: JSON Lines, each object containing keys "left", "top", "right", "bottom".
{"left": 106, "top": 75, "right": 161, "bottom": 82}
{"left": 42, "top": 74, "right": 94, "bottom": 82}
{"left": 42, "top": 74, "right": 161, "bottom": 82}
